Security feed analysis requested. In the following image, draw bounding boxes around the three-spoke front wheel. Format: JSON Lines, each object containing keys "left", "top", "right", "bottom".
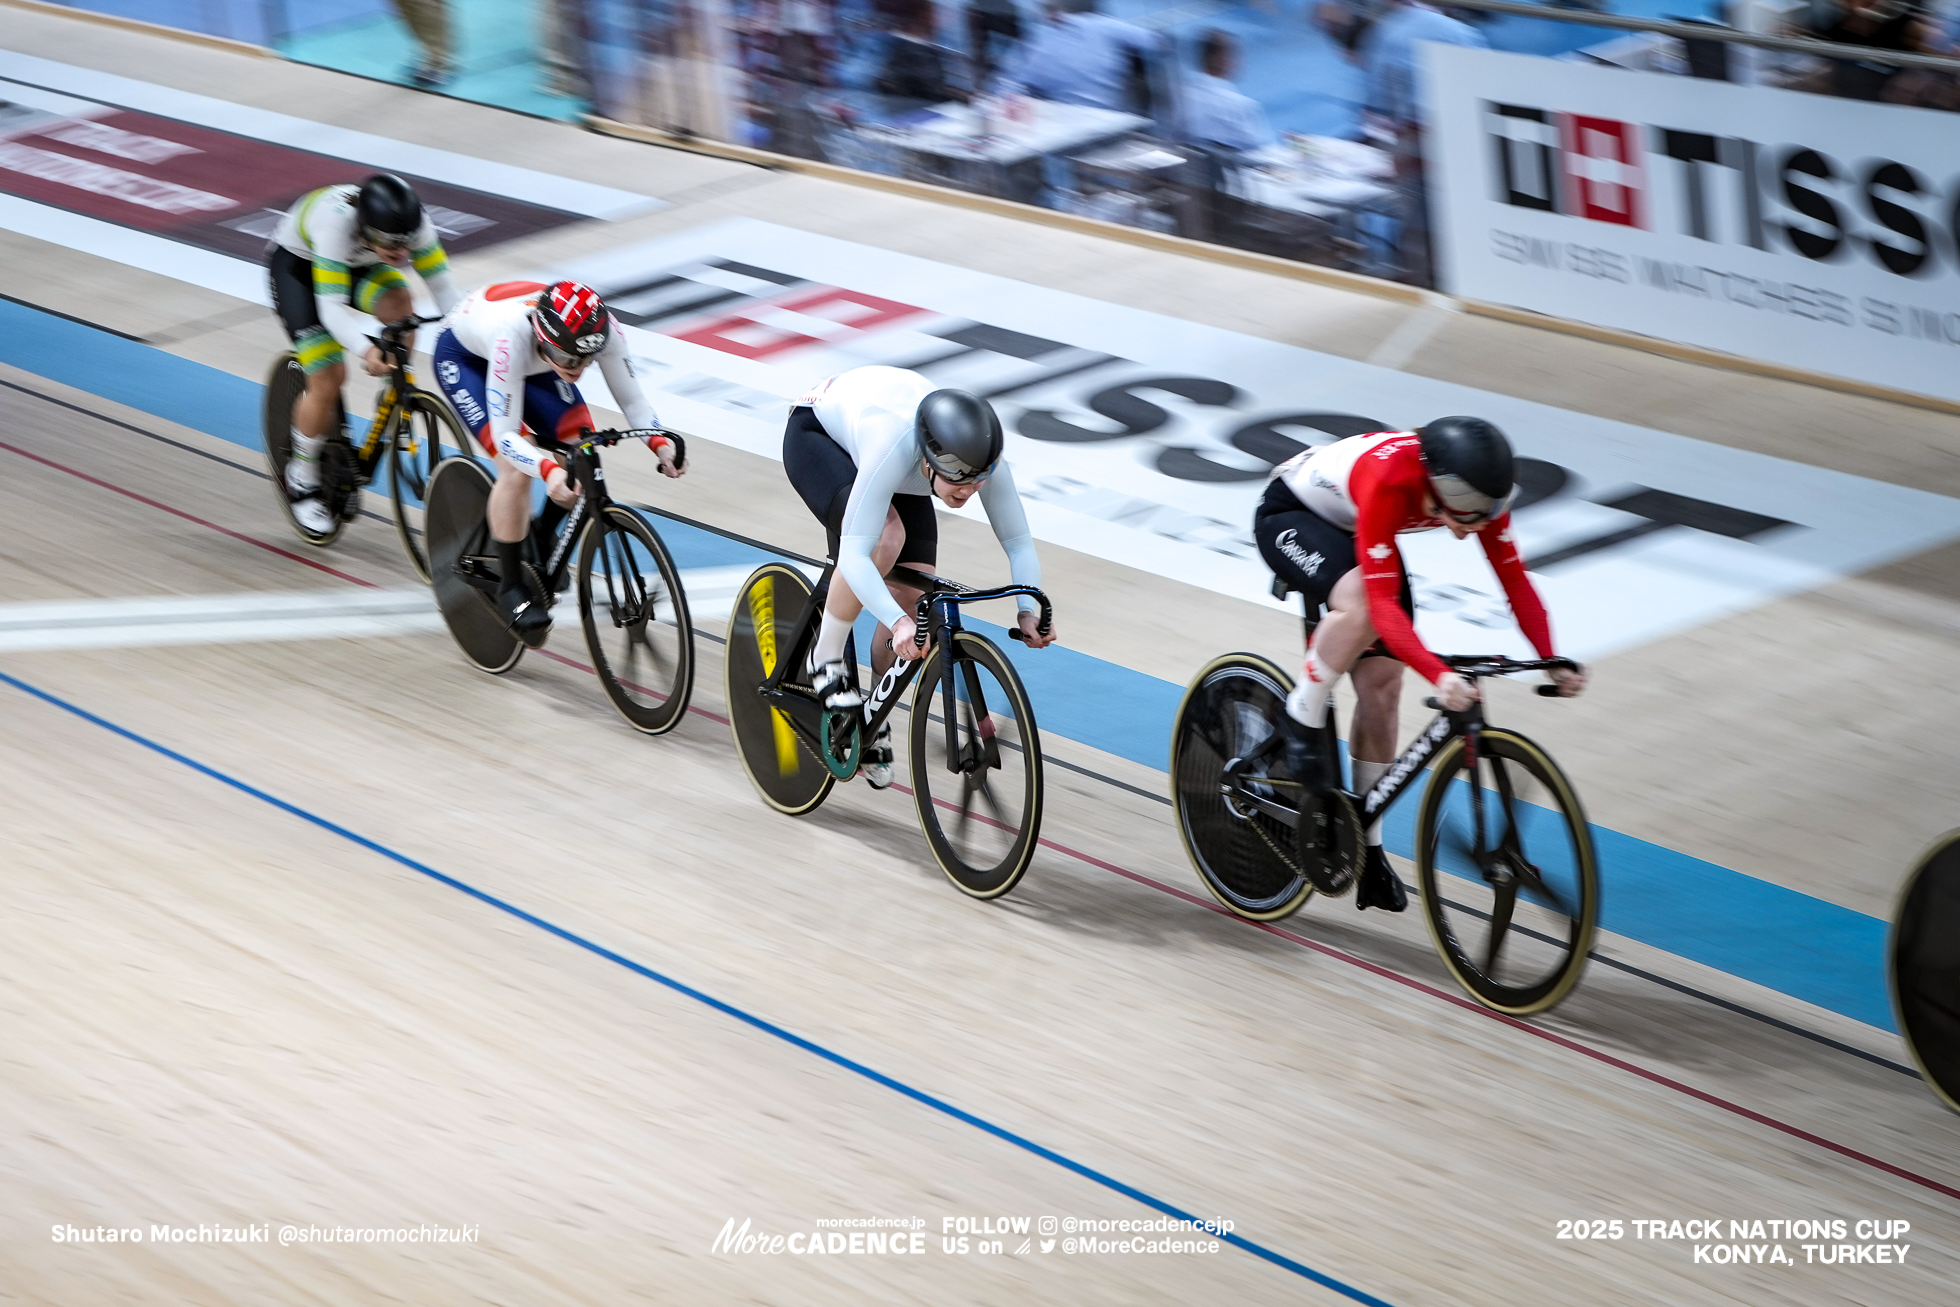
{"left": 576, "top": 505, "right": 695, "bottom": 734}
{"left": 1415, "top": 727, "right": 1599, "bottom": 1015}
{"left": 908, "top": 632, "right": 1042, "bottom": 900}
{"left": 389, "top": 390, "right": 471, "bottom": 582}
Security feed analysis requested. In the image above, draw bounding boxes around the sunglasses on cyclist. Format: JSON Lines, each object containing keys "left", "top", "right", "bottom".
{"left": 362, "top": 226, "right": 412, "bottom": 252}
{"left": 539, "top": 339, "right": 596, "bottom": 370}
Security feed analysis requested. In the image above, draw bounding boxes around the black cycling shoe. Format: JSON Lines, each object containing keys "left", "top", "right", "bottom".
{"left": 499, "top": 585, "right": 553, "bottom": 648}
{"left": 1355, "top": 845, "right": 1408, "bottom": 912}
{"left": 1273, "top": 712, "right": 1333, "bottom": 796}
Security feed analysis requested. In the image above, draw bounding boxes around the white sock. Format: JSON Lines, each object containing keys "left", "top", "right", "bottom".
{"left": 290, "top": 426, "right": 323, "bottom": 459}
{"left": 812, "top": 610, "right": 852, "bottom": 667}
{"left": 1350, "top": 758, "right": 1391, "bottom": 846}
{"left": 1285, "top": 647, "right": 1336, "bottom": 728}
{"left": 287, "top": 427, "right": 323, "bottom": 492}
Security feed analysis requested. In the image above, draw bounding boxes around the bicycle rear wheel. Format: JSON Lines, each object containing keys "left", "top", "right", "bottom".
{"left": 262, "top": 353, "right": 347, "bottom": 547}
{"left": 725, "top": 563, "right": 833, "bottom": 815}
{"left": 1415, "top": 727, "right": 1599, "bottom": 1015}
{"left": 908, "top": 631, "right": 1042, "bottom": 899}
{"left": 577, "top": 504, "right": 695, "bottom": 734}
{"left": 1891, "top": 829, "right": 1960, "bottom": 1114}
{"left": 389, "top": 390, "right": 471, "bottom": 582}
{"left": 425, "top": 456, "right": 524, "bottom": 675}
{"left": 1170, "top": 653, "right": 1313, "bottom": 920}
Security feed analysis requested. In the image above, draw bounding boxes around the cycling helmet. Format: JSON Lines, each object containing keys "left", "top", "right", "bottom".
{"left": 355, "top": 174, "right": 423, "bottom": 250}
{"left": 916, "top": 389, "right": 1003, "bottom": 484}
{"left": 1417, "top": 415, "right": 1516, "bottom": 523}
{"left": 533, "top": 280, "right": 612, "bottom": 368}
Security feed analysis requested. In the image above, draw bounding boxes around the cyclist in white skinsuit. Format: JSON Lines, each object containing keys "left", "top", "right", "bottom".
{"left": 783, "top": 365, "right": 1057, "bottom": 787}
{"left": 433, "top": 279, "right": 684, "bottom": 640}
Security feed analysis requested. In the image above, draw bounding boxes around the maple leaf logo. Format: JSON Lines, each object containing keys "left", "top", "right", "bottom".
{"left": 1367, "top": 542, "right": 1393, "bottom": 560}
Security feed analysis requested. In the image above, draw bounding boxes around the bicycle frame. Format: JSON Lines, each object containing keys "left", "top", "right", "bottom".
{"left": 757, "top": 563, "right": 1052, "bottom": 773}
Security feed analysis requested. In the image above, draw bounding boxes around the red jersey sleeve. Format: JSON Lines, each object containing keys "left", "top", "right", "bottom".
{"left": 1352, "top": 492, "right": 1451, "bottom": 685}
{"left": 1477, "top": 516, "right": 1556, "bottom": 659}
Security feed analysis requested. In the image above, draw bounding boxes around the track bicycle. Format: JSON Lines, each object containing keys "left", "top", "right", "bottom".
{"left": 1171, "top": 652, "right": 1599, "bottom": 1015}
{"left": 262, "top": 315, "right": 469, "bottom": 580}
{"left": 1890, "top": 829, "right": 1960, "bottom": 1114}
{"left": 725, "top": 560, "right": 1052, "bottom": 899}
{"left": 422, "top": 427, "right": 695, "bottom": 734}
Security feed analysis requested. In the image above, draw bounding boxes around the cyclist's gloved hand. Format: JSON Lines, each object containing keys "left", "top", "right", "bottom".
{"left": 1016, "top": 609, "right": 1057, "bottom": 649}
{"left": 544, "top": 464, "right": 580, "bottom": 508}
{"left": 1548, "top": 663, "right": 1588, "bottom": 698}
{"left": 889, "top": 614, "right": 931, "bottom": 660}
{"left": 1435, "top": 672, "right": 1479, "bottom": 712}
{"left": 645, "top": 432, "right": 686, "bottom": 478}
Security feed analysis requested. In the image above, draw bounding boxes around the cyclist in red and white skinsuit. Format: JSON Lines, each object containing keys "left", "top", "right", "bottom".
{"left": 434, "top": 279, "right": 683, "bottom": 638}
{"left": 1254, "top": 417, "right": 1585, "bottom": 910}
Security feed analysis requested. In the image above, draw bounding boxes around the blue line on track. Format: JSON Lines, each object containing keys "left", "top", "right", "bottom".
{"left": 0, "top": 667, "right": 1391, "bottom": 1306}
{"left": 0, "top": 295, "right": 1898, "bottom": 1032}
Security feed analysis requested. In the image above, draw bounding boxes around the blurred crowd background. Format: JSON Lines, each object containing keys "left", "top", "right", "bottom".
{"left": 49, "top": 0, "right": 1960, "bottom": 286}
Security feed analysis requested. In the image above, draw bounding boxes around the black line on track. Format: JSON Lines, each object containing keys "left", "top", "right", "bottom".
{"left": 3, "top": 373, "right": 1911, "bottom": 1081}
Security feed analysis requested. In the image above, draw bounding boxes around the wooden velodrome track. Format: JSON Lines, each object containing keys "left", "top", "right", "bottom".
{"left": 2, "top": 9, "right": 1957, "bottom": 1303}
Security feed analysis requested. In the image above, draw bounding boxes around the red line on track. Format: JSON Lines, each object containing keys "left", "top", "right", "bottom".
{"left": 24, "top": 440, "right": 1958, "bottom": 1205}
{"left": 0, "top": 438, "right": 378, "bottom": 589}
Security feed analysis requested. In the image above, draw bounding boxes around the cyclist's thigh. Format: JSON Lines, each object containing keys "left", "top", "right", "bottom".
{"left": 1255, "top": 505, "right": 1355, "bottom": 613}
{"left": 269, "top": 247, "right": 341, "bottom": 376}
{"left": 432, "top": 331, "right": 496, "bottom": 455}
{"left": 524, "top": 372, "right": 592, "bottom": 455}
{"left": 782, "top": 405, "right": 857, "bottom": 559}
{"left": 891, "top": 492, "right": 937, "bottom": 570}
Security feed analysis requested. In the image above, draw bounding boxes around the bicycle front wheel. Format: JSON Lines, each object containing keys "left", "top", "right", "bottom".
{"left": 725, "top": 563, "right": 833, "bottom": 815}
{"left": 577, "top": 504, "right": 695, "bottom": 734}
{"left": 908, "top": 631, "right": 1042, "bottom": 900}
{"left": 389, "top": 389, "right": 471, "bottom": 582}
{"left": 1170, "top": 653, "right": 1312, "bottom": 921}
{"left": 1415, "top": 727, "right": 1599, "bottom": 1016}
{"left": 1891, "top": 829, "right": 1960, "bottom": 1115}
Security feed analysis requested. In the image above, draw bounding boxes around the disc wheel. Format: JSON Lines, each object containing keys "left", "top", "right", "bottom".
{"left": 1170, "top": 653, "right": 1313, "bottom": 920}
{"left": 908, "top": 632, "right": 1042, "bottom": 900}
{"left": 425, "top": 456, "right": 524, "bottom": 675}
{"left": 262, "top": 353, "right": 347, "bottom": 548}
{"left": 725, "top": 563, "right": 833, "bottom": 815}
{"left": 577, "top": 504, "right": 695, "bottom": 734}
{"left": 1891, "top": 829, "right": 1960, "bottom": 1114}
{"left": 389, "top": 390, "right": 471, "bottom": 582}
{"left": 1415, "top": 728, "right": 1599, "bottom": 1015}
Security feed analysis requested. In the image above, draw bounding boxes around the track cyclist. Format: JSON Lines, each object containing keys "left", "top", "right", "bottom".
{"left": 434, "top": 279, "right": 685, "bottom": 641}
{"left": 269, "top": 174, "right": 461, "bottom": 533}
{"left": 784, "top": 365, "right": 1057, "bottom": 788}
{"left": 1255, "top": 417, "right": 1587, "bottom": 911}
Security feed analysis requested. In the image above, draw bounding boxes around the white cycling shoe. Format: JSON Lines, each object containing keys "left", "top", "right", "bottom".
{"left": 811, "top": 657, "right": 862, "bottom": 711}
{"left": 285, "top": 454, "right": 335, "bottom": 534}
{"left": 863, "top": 724, "right": 895, "bottom": 790}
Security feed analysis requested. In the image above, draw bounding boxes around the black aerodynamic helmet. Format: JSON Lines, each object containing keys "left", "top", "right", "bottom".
{"left": 1417, "top": 416, "right": 1516, "bottom": 523}
{"left": 356, "top": 173, "right": 423, "bottom": 250}
{"left": 916, "top": 389, "right": 1004, "bottom": 484}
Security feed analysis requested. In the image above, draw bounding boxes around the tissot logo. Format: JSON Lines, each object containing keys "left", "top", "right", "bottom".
{"left": 1485, "top": 99, "right": 1956, "bottom": 278}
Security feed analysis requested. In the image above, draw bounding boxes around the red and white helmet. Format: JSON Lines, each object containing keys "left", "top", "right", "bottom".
{"left": 533, "top": 280, "right": 611, "bottom": 366}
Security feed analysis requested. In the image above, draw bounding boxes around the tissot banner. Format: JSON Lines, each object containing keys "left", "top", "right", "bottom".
{"left": 1423, "top": 46, "right": 1960, "bottom": 403}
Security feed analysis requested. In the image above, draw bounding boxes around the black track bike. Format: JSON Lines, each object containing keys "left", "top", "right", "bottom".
{"left": 1171, "top": 652, "right": 1599, "bottom": 1015}
{"left": 262, "top": 315, "right": 468, "bottom": 580}
{"left": 1891, "top": 829, "right": 1960, "bottom": 1114}
{"left": 422, "top": 428, "right": 695, "bottom": 734}
{"left": 725, "top": 561, "right": 1052, "bottom": 899}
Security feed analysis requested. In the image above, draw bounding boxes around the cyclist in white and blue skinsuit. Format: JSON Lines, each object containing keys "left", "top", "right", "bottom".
{"left": 782, "top": 365, "right": 1057, "bottom": 788}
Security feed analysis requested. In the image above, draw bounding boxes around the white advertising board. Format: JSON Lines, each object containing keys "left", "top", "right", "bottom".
{"left": 559, "top": 219, "right": 1960, "bottom": 665}
{"left": 1423, "top": 46, "right": 1960, "bottom": 403}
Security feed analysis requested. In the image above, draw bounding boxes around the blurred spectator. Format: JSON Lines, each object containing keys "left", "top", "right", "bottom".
{"left": 391, "top": 0, "right": 452, "bottom": 88}
{"left": 1315, "top": 0, "right": 1396, "bottom": 54}
{"left": 1811, "top": 0, "right": 1920, "bottom": 99}
{"left": 1358, "top": 0, "right": 1487, "bottom": 128}
{"left": 779, "top": 0, "right": 838, "bottom": 89}
{"left": 1178, "top": 30, "right": 1276, "bottom": 151}
{"left": 540, "top": 0, "right": 592, "bottom": 99}
{"left": 968, "top": 0, "right": 1025, "bottom": 86}
{"left": 877, "top": 0, "right": 965, "bottom": 107}
{"left": 993, "top": 0, "right": 1160, "bottom": 111}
